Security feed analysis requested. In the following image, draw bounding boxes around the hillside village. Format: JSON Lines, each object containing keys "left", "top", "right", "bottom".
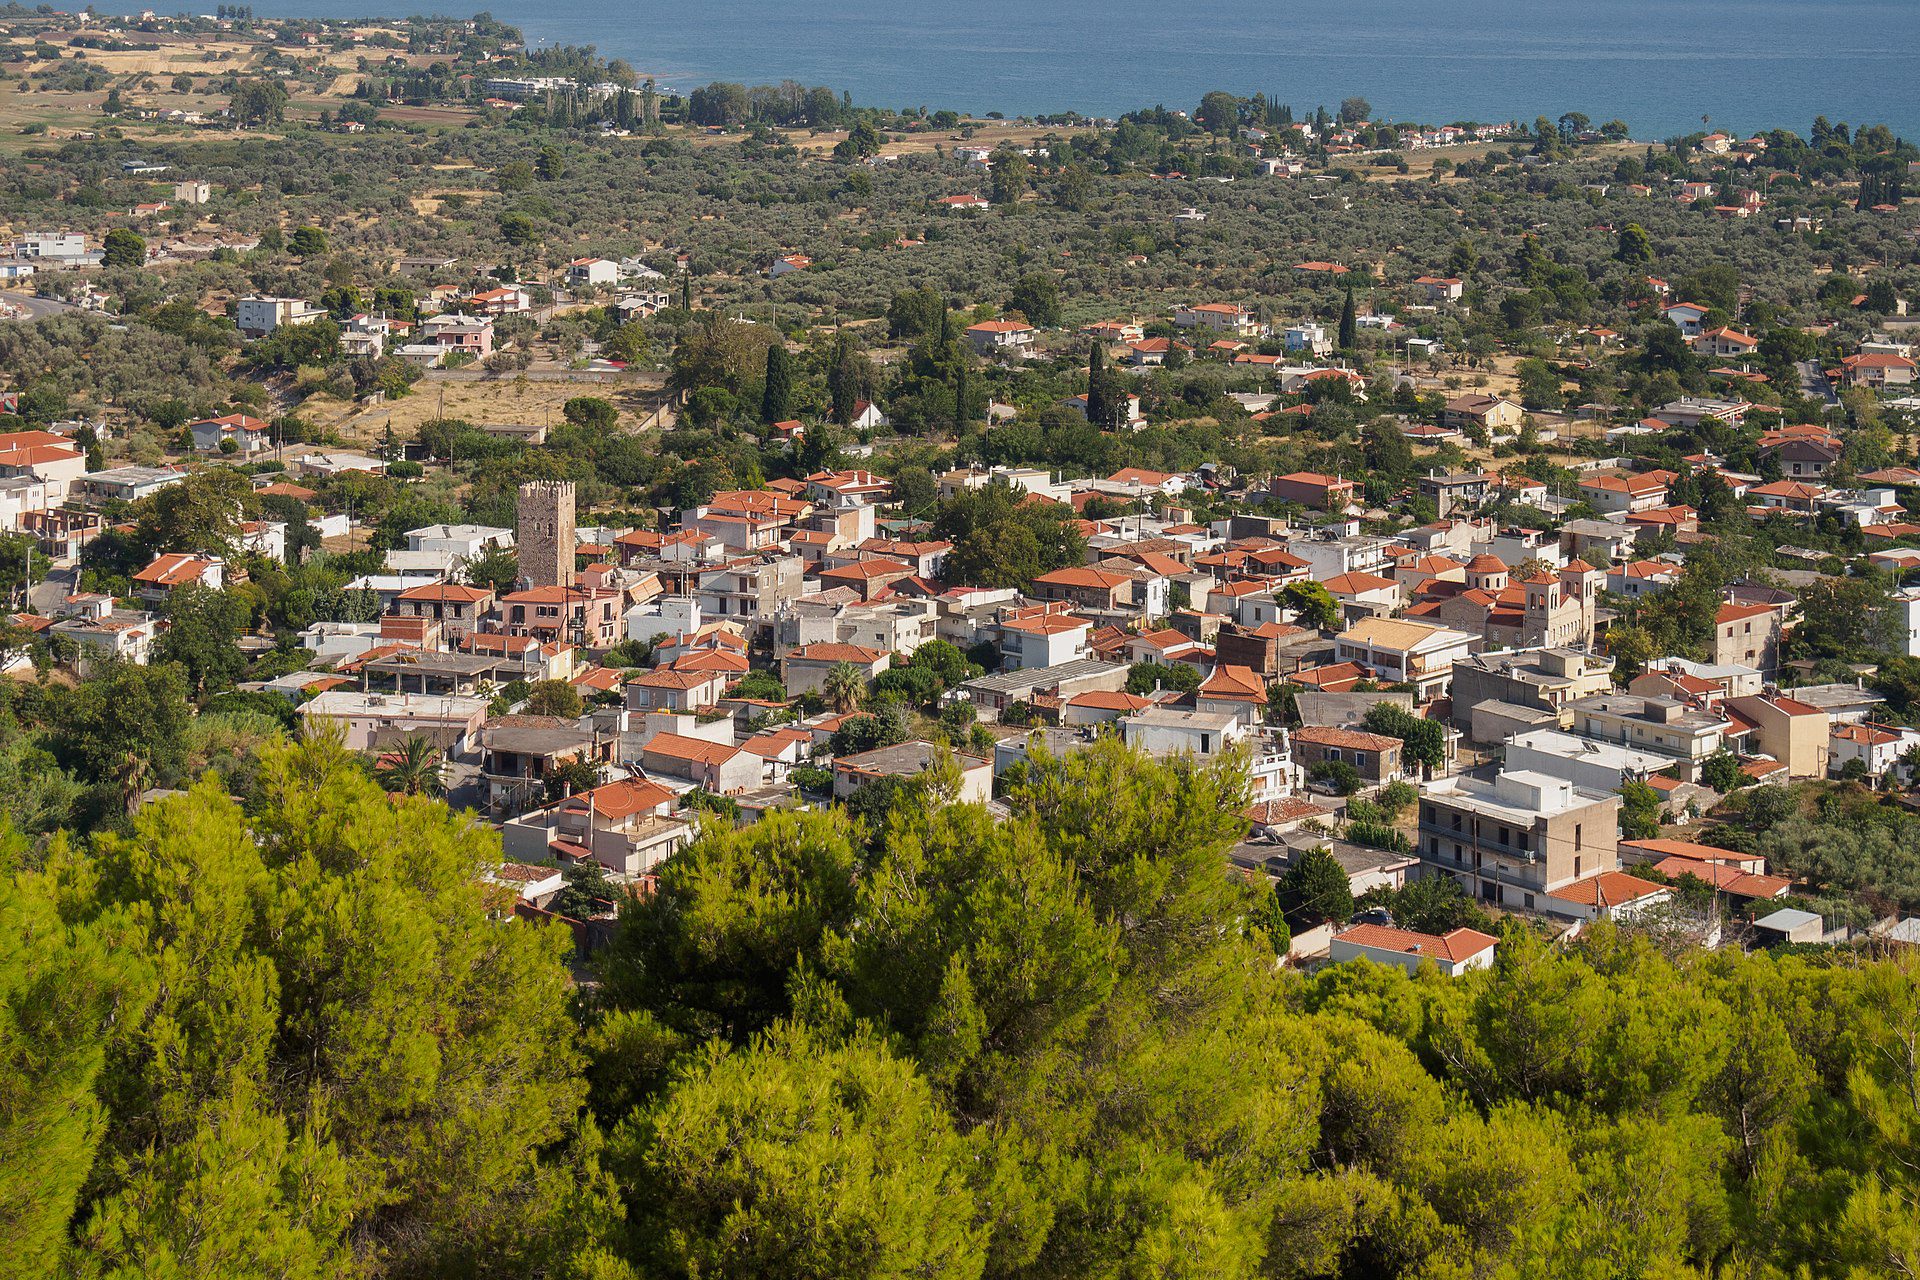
{"left": 14, "top": 7, "right": 1920, "bottom": 1279}
{"left": 1, "top": 10, "right": 1919, "bottom": 963}
{"left": 3, "top": 254, "right": 1920, "bottom": 960}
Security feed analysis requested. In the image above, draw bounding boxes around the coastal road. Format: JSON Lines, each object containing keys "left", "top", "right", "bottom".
{"left": 0, "top": 290, "right": 84, "bottom": 322}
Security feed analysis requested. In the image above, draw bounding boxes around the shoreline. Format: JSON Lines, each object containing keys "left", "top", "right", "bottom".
{"left": 52, "top": 1, "right": 1920, "bottom": 140}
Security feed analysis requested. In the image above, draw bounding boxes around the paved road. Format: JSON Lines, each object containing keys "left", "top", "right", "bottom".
{"left": 0, "top": 290, "right": 84, "bottom": 322}
{"left": 1797, "top": 358, "right": 1839, "bottom": 405}
{"left": 26, "top": 566, "right": 76, "bottom": 615}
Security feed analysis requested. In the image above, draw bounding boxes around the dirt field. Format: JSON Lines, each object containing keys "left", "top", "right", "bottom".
{"left": 407, "top": 186, "right": 491, "bottom": 216}
{"left": 301, "top": 373, "right": 669, "bottom": 446}
{"left": 1349, "top": 138, "right": 1648, "bottom": 183}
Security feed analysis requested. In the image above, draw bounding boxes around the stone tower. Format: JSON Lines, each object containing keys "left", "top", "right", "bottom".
{"left": 516, "top": 480, "right": 575, "bottom": 589}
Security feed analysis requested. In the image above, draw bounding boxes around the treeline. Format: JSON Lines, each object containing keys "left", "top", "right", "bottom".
{"left": 9, "top": 735, "right": 1920, "bottom": 1277}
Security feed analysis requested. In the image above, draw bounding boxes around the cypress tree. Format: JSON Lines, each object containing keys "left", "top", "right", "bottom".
{"left": 762, "top": 343, "right": 794, "bottom": 425}
{"left": 1338, "top": 284, "right": 1357, "bottom": 351}
{"left": 1087, "top": 342, "right": 1108, "bottom": 427}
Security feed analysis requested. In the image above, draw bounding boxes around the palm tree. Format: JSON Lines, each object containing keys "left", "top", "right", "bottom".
{"left": 822, "top": 661, "right": 867, "bottom": 715}
{"left": 376, "top": 734, "right": 446, "bottom": 797}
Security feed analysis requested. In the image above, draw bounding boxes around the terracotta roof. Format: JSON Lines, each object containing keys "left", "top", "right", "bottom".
{"left": 1334, "top": 923, "right": 1496, "bottom": 964}
{"left": 1068, "top": 690, "right": 1155, "bottom": 712}
{"left": 630, "top": 667, "right": 720, "bottom": 690}
{"left": 398, "top": 582, "right": 492, "bottom": 604}
{"left": 1290, "top": 661, "right": 1366, "bottom": 689}
{"left": 1321, "top": 571, "right": 1398, "bottom": 595}
{"left": 562, "top": 776, "right": 675, "bottom": 821}
{"left": 1245, "top": 796, "right": 1324, "bottom": 826}
{"left": 1652, "top": 857, "right": 1790, "bottom": 900}
{"left": 1106, "top": 467, "right": 1177, "bottom": 486}
{"left": 1003, "top": 611, "right": 1092, "bottom": 635}
{"left": 1834, "top": 723, "right": 1902, "bottom": 746}
{"left": 1551, "top": 870, "right": 1669, "bottom": 907}
{"left": 1035, "top": 566, "right": 1134, "bottom": 591}
{"left": 1294, "top": 725, "right": 1401, "bottom": 751}
{"left": 642, "top": 732, "right": 743, "bottom": 766}
{"left": 786, "top": 642, "right": 885, "bottom": 664}
{"left": 1198, "top": 664, "right": 1268, "bottom": 703}
{"left": 132, "top": 552, "right": 216, "bottom": 586}
{"left": 818, "top": 558, "right": 912, "bottom": 581}
{"left": 672, "top": 649, "right": 751, "bottom": 674}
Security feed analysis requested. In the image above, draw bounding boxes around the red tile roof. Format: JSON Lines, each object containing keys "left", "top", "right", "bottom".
{"left": 1334, "top": 923, "right": 1496, "bottom": 964}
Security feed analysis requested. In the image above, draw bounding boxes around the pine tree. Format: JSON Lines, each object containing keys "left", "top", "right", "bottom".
{"left": 0, "top": 829, "right": 155, "bottom": 1276}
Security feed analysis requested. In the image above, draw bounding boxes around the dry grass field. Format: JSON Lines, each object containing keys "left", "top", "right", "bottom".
{"left": 301, "top": 373, "right": 668, "bottom": 446}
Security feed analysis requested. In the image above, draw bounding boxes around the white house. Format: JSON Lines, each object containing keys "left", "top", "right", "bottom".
{"left": 566, "top": 257, "right": 621, "bottom": 287}
{"left": 1830, "top": 722, "right": 1920, "bottom": 781}
{"left": 1281, "top": 323, "right": 1333, "bottom": 356}
{"left": 1661, "top": 302, "right": 1712, "bottom": 338}
{"left": 385, "top": 523, "right": 514, "bottom": 574}
{"left": 16, "top": 232, "right": 88, "bottom": 261}
{"left": 1329, "top": 923, "right": 1496, "bottom": 976}
{"left": 965, "top": 320, "right": 1037, "bottom": 355}
{"left": 1172, "top": 303, "right": 1265, "bottom": 339}
{"left": 1334, "top": 617, "right": 1476, "bottom": 700}
{"left": 998, "top": 610, "right": 1093, "bottom": 670}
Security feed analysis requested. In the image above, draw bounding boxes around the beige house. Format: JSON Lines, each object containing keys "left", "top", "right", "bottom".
{"left": 1713, "top": 602, "right": 1783, "bottom": 672}
{"left": 1440, "top": 394, "right": 1524, "bottom": 434}
{"left": 1724, "top": 694, "right": 1829, "bottom": 778}
{"left": 640, "top": 732, "right": 761, "bottom": 794}
{"left": 780, "top": 642, "right": 890, "bottom": 695}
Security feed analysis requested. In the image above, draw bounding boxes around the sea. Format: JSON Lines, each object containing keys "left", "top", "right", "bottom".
{"left": 110, "top": 0, "right": 1920, "bottom": 138}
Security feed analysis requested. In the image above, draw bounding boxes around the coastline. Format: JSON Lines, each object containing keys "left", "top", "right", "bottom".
{"left": 66, "top": 0, "right": 1920, "bottom": 138}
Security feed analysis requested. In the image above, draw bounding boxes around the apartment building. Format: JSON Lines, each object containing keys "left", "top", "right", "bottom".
{"left": 1417, "top": 770, "right": 1622, "bottom": 911}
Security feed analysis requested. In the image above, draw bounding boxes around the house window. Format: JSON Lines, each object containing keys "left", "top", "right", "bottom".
{"left": 1575, "top": 824, "right": 1583, "bottom": 851}
{"left": 1575, "top": 854, "right": 1583, "bottom": 877}
{"left": 1326, "top": 747, "right": 1343, "bottom": 763}
{"left": 1354, "top": 752, "right": 1369, "bottom": 770}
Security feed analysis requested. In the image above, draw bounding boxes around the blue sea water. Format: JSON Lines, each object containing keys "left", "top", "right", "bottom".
{"left": 115, "top": 0, "right": 1920, "bottom": 137}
